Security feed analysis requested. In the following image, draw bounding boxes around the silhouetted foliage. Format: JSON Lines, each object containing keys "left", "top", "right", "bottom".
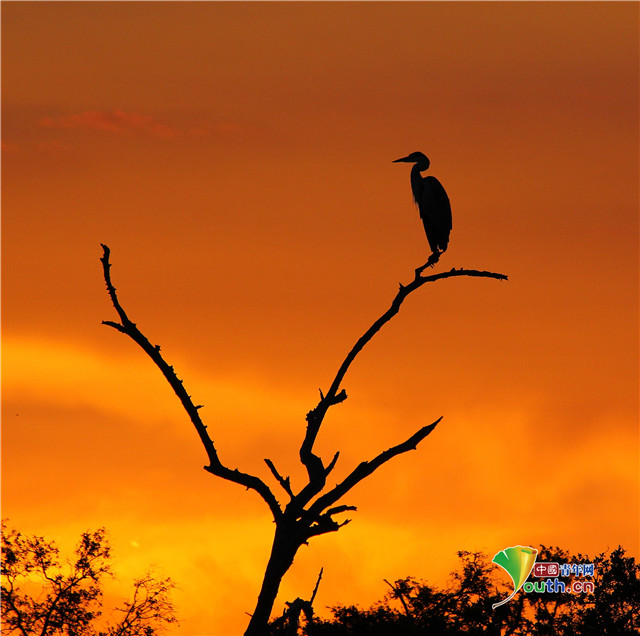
{"left": 1, "top": 523, "right": 177, "bottom": 636}
{"left": 301, "top": 547, "right": 639, "bottom": 636}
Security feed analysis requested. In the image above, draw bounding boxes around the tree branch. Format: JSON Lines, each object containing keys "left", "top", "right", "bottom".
{"left": 326, "top": 268, "right": 506, "bottom": 403}
{"left": 307, "top": 417, "right": 442, "bottom": 519}
{"left": 100, "top": 244, "right": 282, "bottom": 522}
{"left": 325, "top": 504, "right": 358, "bottom": 517}
{"left": 324, "top": 452, "right": 340, "bottom": 477}
{"left": 309, "top": 567, "right": 323, "bottom": 608}
{"left": 384, "top": 578, "right": 412, "bottom": 617}
{"left": 298, "top": 266, "right": 506, "bottom": 504}
{"left": 264, "top": 459, "right": 294, "bottom": 499}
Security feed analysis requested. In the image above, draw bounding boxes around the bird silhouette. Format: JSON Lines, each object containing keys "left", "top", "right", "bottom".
{"left": 393, "top": 151, "right": 452, "bottom": 269}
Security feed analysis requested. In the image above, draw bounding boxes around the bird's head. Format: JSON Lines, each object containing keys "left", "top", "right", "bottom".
{"left": 393, "top": 151, "right": 430, "bottom": 170}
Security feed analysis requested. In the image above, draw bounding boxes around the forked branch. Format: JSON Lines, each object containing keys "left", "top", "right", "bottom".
{"left": 307, "top": 417, "right": 441, "bottom": 521}
{"left": 297, "top": 266, "right": 507, "bottom": 505}
{"left": 100, "top": 244, "right": 283, "bottom": 522}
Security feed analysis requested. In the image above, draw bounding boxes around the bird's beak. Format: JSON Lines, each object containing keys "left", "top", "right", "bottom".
{"left": 393, "top": 156, "right": 411, "bottom": 163}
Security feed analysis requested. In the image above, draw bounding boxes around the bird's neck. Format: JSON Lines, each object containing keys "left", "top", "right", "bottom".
{"left": 410, "top": 163, "right": 425, "bottom": 200}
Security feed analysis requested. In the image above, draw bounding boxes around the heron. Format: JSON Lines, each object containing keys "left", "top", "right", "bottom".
{"left": 393, "top": 151, "right": 452, "bottom": 269}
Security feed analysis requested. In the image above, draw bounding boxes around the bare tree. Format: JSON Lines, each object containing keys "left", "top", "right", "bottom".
{"left": 99, "top": 244, "right": 507, "bottom": 635}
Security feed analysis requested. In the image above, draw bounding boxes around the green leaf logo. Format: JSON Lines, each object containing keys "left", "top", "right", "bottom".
{"left": 492, "top": 545, "right": 538, "bottom": 609}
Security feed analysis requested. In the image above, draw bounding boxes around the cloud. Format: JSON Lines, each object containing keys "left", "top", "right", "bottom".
{"left": 1, "top": 335, "right": 307, "bottom": 440}
{"left": 39, "top": 109, "right": 183, "bottom": 138}
{"left": 38, "top": 110, "right": 244, "bottom": 140}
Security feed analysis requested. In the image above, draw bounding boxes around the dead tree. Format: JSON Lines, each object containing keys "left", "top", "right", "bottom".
{"left": 99, "top": 244, "right": 507, "bottom": 636}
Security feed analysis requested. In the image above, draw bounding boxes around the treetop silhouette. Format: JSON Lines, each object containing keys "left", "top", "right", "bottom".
{"left": 1, "top": 523, "right": 177, "bottom": 636}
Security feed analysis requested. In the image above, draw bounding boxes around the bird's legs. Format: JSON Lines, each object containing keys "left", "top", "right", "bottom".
{"left": 415, "top": 251, "right": 441, "bottom": 277}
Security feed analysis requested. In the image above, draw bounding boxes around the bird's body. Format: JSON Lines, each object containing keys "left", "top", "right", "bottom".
{"left": 394, "top": 152, "right": 452, "bottom": 263}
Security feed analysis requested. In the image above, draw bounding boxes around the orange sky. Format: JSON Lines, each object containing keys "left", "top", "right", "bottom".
{"left": 2, "top": 3, "right": 638, "bottom": 635}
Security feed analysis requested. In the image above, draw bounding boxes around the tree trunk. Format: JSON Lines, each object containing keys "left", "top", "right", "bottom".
{"left": 244, "top": 523, "right": 301, "bottom": 636}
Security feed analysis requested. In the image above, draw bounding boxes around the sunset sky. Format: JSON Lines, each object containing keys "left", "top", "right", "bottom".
{"left": 2, "top": 2, "right": 638, "bottom": 635}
